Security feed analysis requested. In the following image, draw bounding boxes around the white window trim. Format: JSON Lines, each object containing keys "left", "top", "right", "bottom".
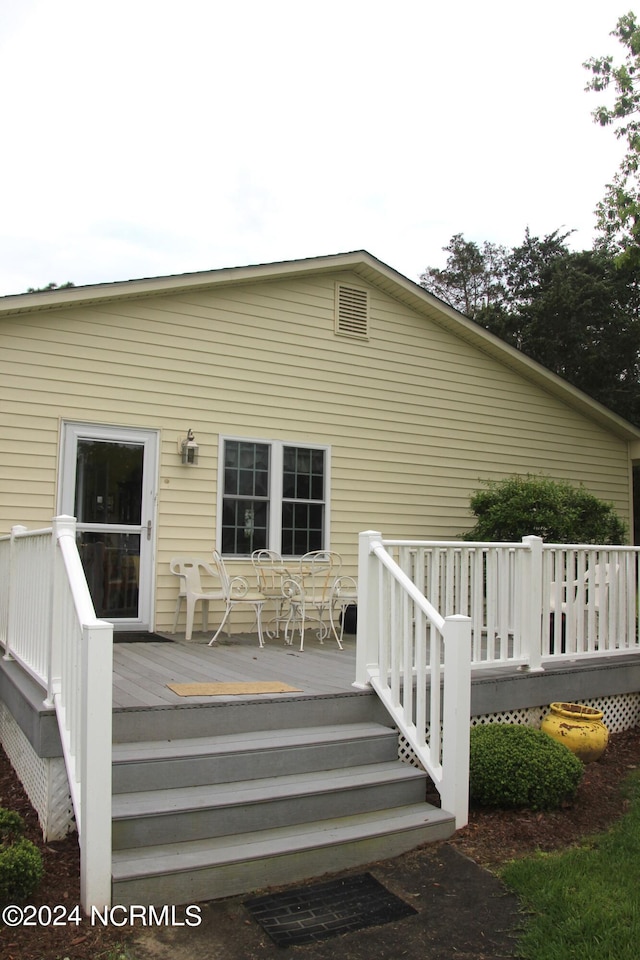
{"left": 217, "top": 435, "right": 331, "bottom": 557}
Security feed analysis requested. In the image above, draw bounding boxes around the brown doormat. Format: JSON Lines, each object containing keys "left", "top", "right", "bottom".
{"left": 167, "top": 681, "right": 303, "bottom": 697}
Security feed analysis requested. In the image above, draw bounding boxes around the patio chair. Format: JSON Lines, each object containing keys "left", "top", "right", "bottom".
{"left": 283, "top": 550, "right": 342, "bottom": 651}
{"left": 208, "top": 550, "right": 267, "bottom": 648}
{"left": 251, "top": 549, "right": 289, "bottom": 638}
{"left": 170, "top": 557, "right": 225, "bottom": 641}
{"left": 329, "top": 575, "right": 358, "bottom": 649}
{"left": 548, "top": 562, "right": 617, "bottom": 652}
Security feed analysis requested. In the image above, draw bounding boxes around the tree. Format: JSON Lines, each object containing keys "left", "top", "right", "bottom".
{"left": 584, "top": 12, "right": 640, "bottom": 261}
{"left": 25, "top": 281, "right": 75, "bottom": 293}
{"left": 419, "top": 233, "right": 507, "bottom": 320}
{"left": 484, "top": 247, "right": 640, "bottom": 424}
{"left": 464, "top": 475, "right": 627, "bottom": 544}
{"left": 420, "top": 231, "right": 640, "bottom": 426}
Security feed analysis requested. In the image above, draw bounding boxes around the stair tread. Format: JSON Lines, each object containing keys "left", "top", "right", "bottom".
{"left": 112, "top": 802, "right": 452, "bottom": 880}
{"left": 113, "top": 722, "right": 394, "bottom": 764}
{"left": 112, "top": 761, "right": 427, "bottom": 819}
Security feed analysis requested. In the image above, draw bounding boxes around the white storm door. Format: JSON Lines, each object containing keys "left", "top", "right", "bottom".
{"left": 59, "top": 423, "right": 158, "bottom": 628}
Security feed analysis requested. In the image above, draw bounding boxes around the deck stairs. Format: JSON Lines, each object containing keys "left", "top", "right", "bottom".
{"left": 110, "top": 692, "right": 455, "bottom": 905}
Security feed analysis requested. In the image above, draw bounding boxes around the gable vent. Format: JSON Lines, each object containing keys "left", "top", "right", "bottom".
{"left": 335, "top": 283, "right": 369, "bottom": 339}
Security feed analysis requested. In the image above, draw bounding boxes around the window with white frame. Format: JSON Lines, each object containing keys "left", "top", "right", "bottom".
{"left": 219, "top": 438, "right": 328, "bottom": 556}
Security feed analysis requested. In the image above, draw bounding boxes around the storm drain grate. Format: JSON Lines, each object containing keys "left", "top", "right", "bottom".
{"left": 243, "top": 872, "right": 418, "bottom": 947}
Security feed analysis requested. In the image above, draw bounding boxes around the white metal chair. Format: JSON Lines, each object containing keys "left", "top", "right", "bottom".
{"left": 169, "top": 557, "right": 225, "bottom": 641}
{"left": 251, "top": 549, "right": 288, "bottom": 638}
{"left": 329, "top": 575, "right": 358, "bottom": 649}
{"left": 283, "top": 550, "right": 342, "bottom": 651}
{"left": 208, "top": 550, "right": 267, "bottom": 648}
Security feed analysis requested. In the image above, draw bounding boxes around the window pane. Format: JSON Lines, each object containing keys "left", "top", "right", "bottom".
{"left": 222, "top": 499, "right": 268, "bottom": 555}
{"left": 75, "top": 439, "right": 143, "bottom": 525}
{"left": 224, "top": 441, "right": 270, "bottom": 498}
{"left": 281, "top": 502, "right": 323, "bottom": 556}
{"left": 283, "top": 446, "right": 324, "bottom": 502}
{"left": 77, "top": 531, "right": 140, "bottom": 619}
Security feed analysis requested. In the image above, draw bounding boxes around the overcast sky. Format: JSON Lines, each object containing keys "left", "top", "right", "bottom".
{"left": 0, "top": 0, "right": 630, "bottom": 297}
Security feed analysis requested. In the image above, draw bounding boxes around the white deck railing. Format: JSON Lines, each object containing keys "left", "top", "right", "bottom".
{"left": 355, "top": 531, "right": 640, "bottom": 827}
{"left": 355, "top": 531, "right": 472, "bottom": 829}
{"left": 0, "top": 516, "right": 112, "bottom": 910}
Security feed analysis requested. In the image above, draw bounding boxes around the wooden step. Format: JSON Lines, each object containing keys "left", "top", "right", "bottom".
{"left": 110, "top": 704, "right": 452, "bottom": 907}
{"left": 112, "top": 803, "right": 455, "bottom": 906}
{"left": 112, "top": 722, "right": 399, "bottom": 793}
{"left": 112, "top": 761, "right": 428, "bottom": 849}
{"left": 112, "top": 690, "right": 390, "bottom": 743}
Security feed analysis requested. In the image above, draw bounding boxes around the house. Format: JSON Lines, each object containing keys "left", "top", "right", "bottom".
{"left": 1, "top": 250, "right": 639, "bottom": 635}
{"left": 2, "top": 250, "right": 640, "bottom": 909}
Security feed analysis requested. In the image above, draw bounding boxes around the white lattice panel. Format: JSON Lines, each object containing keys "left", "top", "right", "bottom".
{"left": 399, "top": 692, "right": 640, "bottom": 767}
{"left": 0, "top": 704, "right": 74, "bottom": 840}
{"left": 470, "top": 693, "right": 640, "bottom": 734}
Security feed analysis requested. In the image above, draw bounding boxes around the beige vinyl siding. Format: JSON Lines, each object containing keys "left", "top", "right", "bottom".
{"left": 0, "top": 268, "right": 633, "bottom": 631}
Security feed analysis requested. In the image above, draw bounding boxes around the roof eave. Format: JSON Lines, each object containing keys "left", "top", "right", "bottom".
{"left": 2, "top": 249, "right": 639, "bottom": 443}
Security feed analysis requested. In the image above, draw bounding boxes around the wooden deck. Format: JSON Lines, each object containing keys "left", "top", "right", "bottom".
{"left": 112, "top": 631, "right": 358, "bottom": 709}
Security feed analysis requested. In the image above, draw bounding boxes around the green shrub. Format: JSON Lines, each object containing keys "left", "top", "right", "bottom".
{"left": 469, "top": 723, "right": 584, "bottom": 810}
{"left": 0, "top": 809, "right": 27, "bottom": 842}
{"left": 0, "top": 808, "right": 43, "bottom": 905}
{"left": 464, "top": 474, "right": 626, "bottom": 543}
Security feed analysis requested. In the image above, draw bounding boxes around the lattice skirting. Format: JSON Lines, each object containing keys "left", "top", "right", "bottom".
{"left": 398, "top": 691, "right": 640, "bottom": 768}
{"left": 0, "top": 704, "right": 75, "bottom": 840}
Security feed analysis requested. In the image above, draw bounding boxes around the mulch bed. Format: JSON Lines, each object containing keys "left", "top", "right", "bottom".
{"left": 1, "top": 727, "right": 639, "bottom": 960}
{"left": 452, "top": 726, "right": 640, "bottom": 868}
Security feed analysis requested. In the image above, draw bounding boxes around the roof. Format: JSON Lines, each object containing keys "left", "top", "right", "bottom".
{"left": 2, "top": 249, "right": 639, "bottom": 442}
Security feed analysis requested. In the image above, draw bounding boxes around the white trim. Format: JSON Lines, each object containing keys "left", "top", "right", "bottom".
{"left": 57, "top": 422, "right": 159, "bottom": 628}
{"left": 217, "top": 435, "right": 331, "bottom": 557}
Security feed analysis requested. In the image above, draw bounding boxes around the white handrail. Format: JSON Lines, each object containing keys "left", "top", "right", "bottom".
{"left": 369, "top": 535, "right": 640, "bottom": 671}
{"left": 0, "top": 517, "right": 113, "bottom": 910}
{"left": 355, "top": 529, "right": 640, "bottom": 826}
{"left": 356, "top": 531, "right": 471, "bottom": 828}
{"left": 52, "top": 516, "right": 113, "bottom": 911}
{"left": 371, "top": 539, "right": 445, "bottom": 631}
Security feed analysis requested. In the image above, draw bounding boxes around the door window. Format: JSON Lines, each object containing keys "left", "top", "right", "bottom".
{"left": 59, "top": 424, "right": 157, "bottom": 626}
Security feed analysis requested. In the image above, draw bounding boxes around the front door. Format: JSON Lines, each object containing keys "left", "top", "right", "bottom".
{"left": 59, "top": 423, "right": 158, "bottom": 629}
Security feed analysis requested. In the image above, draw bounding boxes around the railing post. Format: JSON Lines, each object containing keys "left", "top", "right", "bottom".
{"left": 440, "top": 614, "right": 472, "bottom": 829}
{"left": 80, "top": 622, "right": 113, "bottom": 910}
{"left": 354, "top": 530, "right": 382, "bottom": 689}
{"left": 48, "top": 516, "right": 76, "bottom": 706}
{"left": 4, "top": 525, "right": 28, "bottom": 663}
{"left": 520, "top": 535, "right": 544, "bottom": 672}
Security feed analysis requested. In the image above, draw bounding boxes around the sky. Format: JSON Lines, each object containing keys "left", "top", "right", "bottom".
{"left": 0, "top": 0, "right": 631, "bottom": 297}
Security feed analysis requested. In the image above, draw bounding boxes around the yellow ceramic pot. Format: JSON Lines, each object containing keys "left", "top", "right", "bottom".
{"left": 541, "top": 702, "right": 609, "bottom": 763}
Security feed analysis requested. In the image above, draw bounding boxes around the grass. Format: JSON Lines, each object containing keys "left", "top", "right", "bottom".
{"left": 499, "top": 770, "right": 640, "bottom": 960}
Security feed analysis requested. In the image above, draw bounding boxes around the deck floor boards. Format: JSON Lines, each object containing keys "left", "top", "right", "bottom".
{"left": 112, "top": 632, "right": 357, "bottom": 709}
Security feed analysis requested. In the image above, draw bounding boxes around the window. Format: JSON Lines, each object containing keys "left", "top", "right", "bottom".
{"left": 220, "top": 438, "right": 328, "bottom": 556}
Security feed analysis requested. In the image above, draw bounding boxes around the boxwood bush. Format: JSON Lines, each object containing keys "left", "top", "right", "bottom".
{"left": 0, "top": 807, "right": 44, "bottom": 905}
{"left": 469, "top": 723, "right": 584, "bottom": 810}
{"left": 464, "top": 474, "right": 626, "bottom": 543}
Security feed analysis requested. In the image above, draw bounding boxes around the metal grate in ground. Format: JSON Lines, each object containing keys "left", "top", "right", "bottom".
{"left": 243, "top": 872, "right": 417, "bottom": 947}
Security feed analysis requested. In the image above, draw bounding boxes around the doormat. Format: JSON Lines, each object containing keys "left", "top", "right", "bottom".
{"left": 166, "top": 681, "right": 303, "bottom": 697}
{"left": 243, "top": 872, "right": 417, "bottom": 947}
{"left": 114, "top": 632, "right": 173, "bottom": 643}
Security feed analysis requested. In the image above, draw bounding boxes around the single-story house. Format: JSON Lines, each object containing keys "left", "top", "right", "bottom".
{"left": 3, "top": 250, "right": 640, "bottom": 909}
{"left": 2, "top": 249, "right": 640, "bottom": 634}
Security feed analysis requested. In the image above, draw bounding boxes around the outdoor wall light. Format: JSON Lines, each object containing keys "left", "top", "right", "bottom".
{"left": 179, "top": 429, "right": 199, "bottom": 465}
